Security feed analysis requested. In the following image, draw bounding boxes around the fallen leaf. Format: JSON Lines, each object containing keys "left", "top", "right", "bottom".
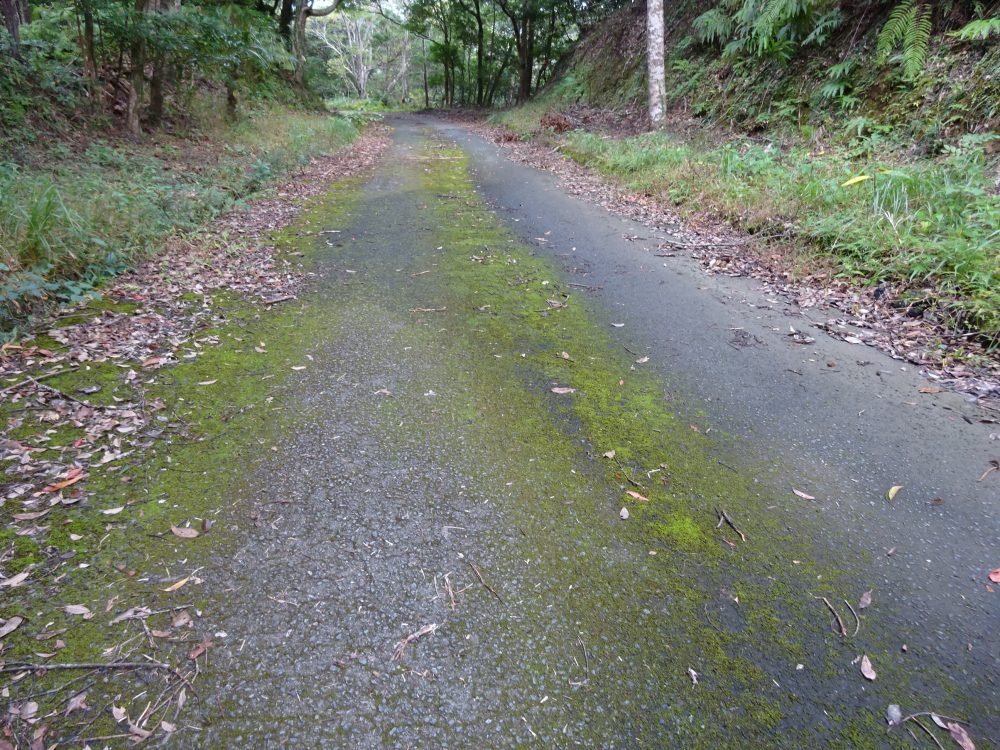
{"left": 560, "top": 351, "right": 571, "bottom": 360}
{"left": 0, "top": 616, "right": 24, "bottom": 638}
{"left": 550, "top": 387, "right": 576, "bottom": 395}
{"left": 12, "top": 510, "right": 49, "bottom": 521}
{"left": 0, "top": 570, "right": 30, "bottom": 588}
{"left": 687, "top": 667, "right": 699, "bottom": 685}
{"left": 619, "top": 507, "right": 629, "bottom": 520}
{"left": 102, "top": 506, "right": 125, "bottom": 515}
{"left": 947, "top": 723, "right": 976, "bottom": 750}
{"left": 988, "top": 568, "right": 1000, "bottom": 584}
{"left": 188, "top": 637, "right": 213, "bottom": 660}
{"left": 858, "top": 590, "right": 873, "bottom": 609}
{"left": 111, "top": 705, "right": 128, "bottom": 723}
{"left": 43, "top": 473, "right": 88, "bottom": 493}
{"left": 197, "top": 379, "right": 217, "bottom": 386}
{"left": 885, "top": 485, "right": 903, "bottom": 502}
{"left": 602, "top": 450, "right": 616, "bottom": 459}
{"left": 793, "top": 488, "right": 815, "bottom": 500}
{"left": 163, "top": 576, "right": 190, "bottom": 592}
{"left": 635, "top": 356, "right": 649, "bottom": 364}
{"left": 129, "top": 723, "right": 152, "bottom": 740}
{"left": 886, "top": 547, "right": 897, "bottom": 556}
{"left": 171, "top": 526, "right": 199, "bottom": 539}
{"left": 161, "top": 721, "right": 176, "bottom": 733}
{"left": 626, "top": 490, "right": 650, "bottom": 502}
{"left": 64, "top": 604, "right": 94, "bottom": 620}
{"left": 110, "top": 606, "right": 152, "bottom": 624}
{"left": 172, "top": 610, "right": 193, "bottom": 628}
{"left": 611, "top": 323, "right": 624, "bottom": 328}
{"left": 291, "top": 366, "right": 306, "bottom": 371}
{"left": 932, "top": 714, "right": 949, "bottom": 729}
{"left": 919, "top": 386, "right": 944, "bottom": 394}
{"left": 64, "top": 691, "right": 88, "bottom": 716}
{"left": 860, "top": 654, "right": 876, "bottom": 680}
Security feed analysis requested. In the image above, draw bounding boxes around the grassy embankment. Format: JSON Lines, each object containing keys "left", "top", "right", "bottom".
{"left": 0, "top": 103, "right": 363, "bottom": 336}
{"left": 493, "top": 2, "right": 1000, "bottom": 347}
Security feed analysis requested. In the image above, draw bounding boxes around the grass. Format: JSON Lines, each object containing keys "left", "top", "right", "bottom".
{"left": 552, "top": 127, "right": 1000, "bottom": 339}
{"left": 0, "top": 102, "right": 361, "bottom": 336}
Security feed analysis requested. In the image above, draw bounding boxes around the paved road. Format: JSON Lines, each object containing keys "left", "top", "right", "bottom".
{"left": 191, "top": 116, "right": 998, "bottom": 748}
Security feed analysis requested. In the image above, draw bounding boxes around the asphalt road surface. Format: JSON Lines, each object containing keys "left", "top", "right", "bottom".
{"left": 189, "top": 115, "right": 998, "bottom": 748}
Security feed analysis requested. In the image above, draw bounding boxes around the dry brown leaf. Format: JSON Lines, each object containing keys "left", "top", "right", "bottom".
{"left": 197, "top": 379, "right": 218, "bottom": 386}
{"left": 988, "top": 568, "right": 1000, "bottom": 584}
{"left": 13, "top": 509, "right": 51, "bottom": 521}
{"left": 919, "top": 386, "right": 944, "bottom": 394}
{"left": 64, "top": 691, "right": 88, "bottom": 716}
{"left": 947, "top": 723, "right": 976, "bottom": 750}
{"left": 626, "top": 490, "right": 650, "bottom": 502}
{"left": 619, "top": 507, "right": 629, "bottom": 520}
{"left": 0, "top": 570, "right": 30, "bottom": 588}
{"left": 793, "top": 488, "right": 815, "bottom": 500}
{"left": 188, "top": 637, "right": 213, "bottom": 660}
{"left": 551, "top": 387, "right": 576, "bottom": 395}
{"left": 111, "top": 705, "right": 128, "bottom": 723}
{"left": 602, "top": 450, "right": 616, "bottom": 459}
{"left": 101, "top": 506, "right": 125, "bottom": 515}
{"left": 860, "top": 654, "right": 876, "bottom": 681}
{"left": 162, "top": 576, "right": 190, "bottom": 592}
{"left": 0, "top": 616, "right": 24, "bottom": 638}
{"left": 635, "top": 356, "right": 649, "bottom": 364}
{"left": 170, "top": 525, "right": 199, "bottom": 539}
{"left": 64, "top": 604, "right": 94, "bottom": 620}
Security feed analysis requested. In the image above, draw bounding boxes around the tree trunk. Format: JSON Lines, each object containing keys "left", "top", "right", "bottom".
{"left": 421, "top": 37, "right": 429, "bottom": 108}
{"left": 278, "top": 0, "right": 293, "bottom": 45}
{"left": 1, "top": 0, "right": 22, "bottom": 58}
{"left": 474, "top": 0, "right": 484, "bottom": 105}
{"left": 646, "top": 0, "right": 665, "bottom": 128}
{"left": 293, "top": 0, "right": 339, "bottom": 87}
{"left": 126, "top": 0, "right": 147, "bottom": 136}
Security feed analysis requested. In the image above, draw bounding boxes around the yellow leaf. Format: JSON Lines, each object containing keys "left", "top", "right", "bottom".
{"left": 841, "top": 174, "right": 873, "bottom": 187}
{"left": 162, "top": 576, "right": 190, "bottom": 592}
{"left": 885, "top": 485, "right": 903, "bottom": 502}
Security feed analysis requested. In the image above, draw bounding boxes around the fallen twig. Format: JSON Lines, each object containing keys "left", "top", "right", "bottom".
{"left": 843, "top": 598, "right": 861, "bottom": 637}
{"left": 467, "top": 561, "right": 504, "bottom": 604}
{"left": 392, "top": 623, "right": 438, "bottom": 661}
{"left": 815, "top": 596, "right": 848, "bottom": 637}
{"left": 410, "top": 307, "right": 447, "bottom": 313}
{"left": 909, "top": 718, "right": 945, "bottom": 750}
{"left": 613, "top": 456, "right": 644, "bottom": 489}
{"left": 715, "top": 508, "right": 747, "bottom": 542}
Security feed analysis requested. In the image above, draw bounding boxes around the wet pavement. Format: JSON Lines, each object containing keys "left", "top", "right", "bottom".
{"left": 188, "top": 117, "right": 998, "bottom": 748}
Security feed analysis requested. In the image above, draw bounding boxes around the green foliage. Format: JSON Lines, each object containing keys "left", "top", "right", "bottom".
{"left": 949, "top": 16, "right": 1000, "bottom": 40}
{"left": 0, "top": 107, "right": 359, "bottom": 331}
{"left": 877, "top": 0, "right": 933, "bottom": 79}
{"left": 561, "top": 129, "right": 1000, "bottom": 336}
{"left": 693, "top": 0, "right": 843, "bottom": 62}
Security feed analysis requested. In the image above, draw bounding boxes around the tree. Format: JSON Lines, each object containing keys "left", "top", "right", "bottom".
{"left": 646, "top": 0, "right": 664, "bottom": 127}
{"left": 293, "top": 0, "right": 341, "bottom": 85}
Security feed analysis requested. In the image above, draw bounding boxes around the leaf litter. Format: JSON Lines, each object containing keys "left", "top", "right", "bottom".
{"left": 0, "top": 126, "right": 392, "bottom": 747}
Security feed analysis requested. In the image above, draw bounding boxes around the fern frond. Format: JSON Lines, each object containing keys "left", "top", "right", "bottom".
{"left": 877, "top": 0, "right": 916, "bottom": 61}
{"left": 949, "top": 17, "right": 1000, "bottom": 41}
{"left": 902, "top": 2, "right": 932, "bottom": 78}
{"left": 693, "top": 8, "right": 736, "bottom": 45}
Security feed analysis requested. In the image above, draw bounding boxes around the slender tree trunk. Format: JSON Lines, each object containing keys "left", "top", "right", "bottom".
{"left": 1, "top": 0, "right": 22, "bottom": 58}
{"left": 293, "top": 0, "right": 339, "bottom": 87}
{"left": 646, "top": 0, "right": 665, "bottom": 128}
{"left": 474, "top": 0, "right": 484, "bottom": 105}
{"left": 279, "top": 0, "right": 293, "bottom": 44}
{"left": 421, "top": 37, "right": 429, "bottom": 108}
{"left": 126, "top": 0, "right": 147, "bottom": 136}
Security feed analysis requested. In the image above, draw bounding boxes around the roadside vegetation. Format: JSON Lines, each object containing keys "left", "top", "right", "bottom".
{"left": 492, "top": 0, "right": 1000, "bottom": 343}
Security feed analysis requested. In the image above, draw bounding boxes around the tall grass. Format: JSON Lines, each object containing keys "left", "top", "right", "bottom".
{"left": 561, "top": 130, "right": 1000, "bottom": 337}
{"left": 0, "top": 105, "right": 359, "bottom": 333}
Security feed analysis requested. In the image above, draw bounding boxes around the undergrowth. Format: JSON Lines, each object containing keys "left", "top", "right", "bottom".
{"left": 559, "top": 129, "right": 1000, "bottom": 337}
{"left": 0, "top": 104, "right": 359, "bottom": 336}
